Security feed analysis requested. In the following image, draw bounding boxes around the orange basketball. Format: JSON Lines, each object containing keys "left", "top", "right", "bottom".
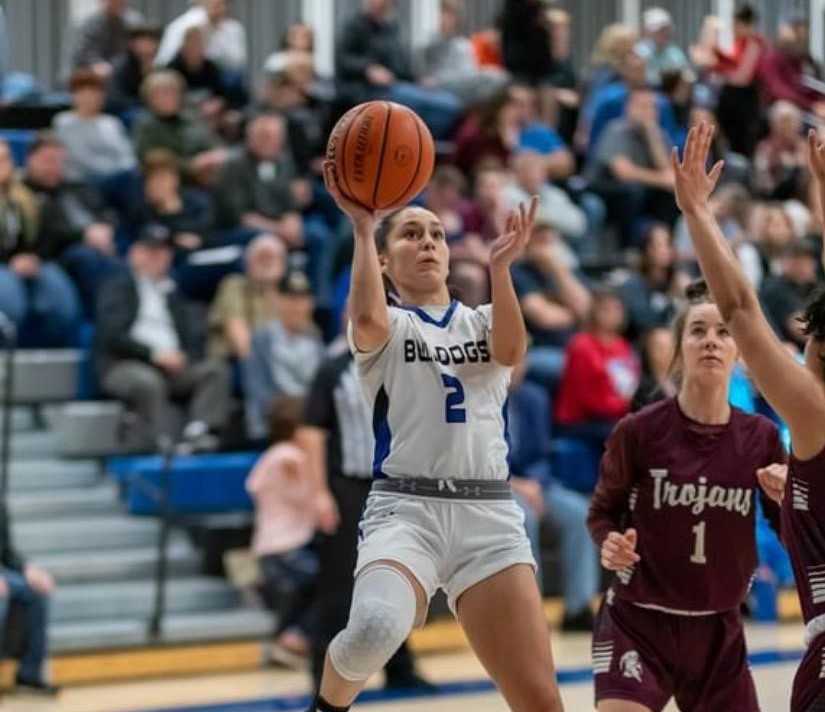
{"left": 326, "top": 101, "right": 435, "bottom": 211}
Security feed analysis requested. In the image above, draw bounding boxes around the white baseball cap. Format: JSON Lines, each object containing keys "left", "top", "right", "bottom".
{"left": 644, "top": 7, "right": 672, "bottom": 32}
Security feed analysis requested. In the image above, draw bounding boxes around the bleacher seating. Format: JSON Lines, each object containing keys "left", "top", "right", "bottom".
{"left": 107, "top": 452, "right": 259, "bottom": 515}
{"left": 550, "top": 438, "right": 601, "bottom": 494}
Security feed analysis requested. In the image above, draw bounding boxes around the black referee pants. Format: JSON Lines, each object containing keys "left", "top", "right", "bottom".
{"left": 310, "top": 473, "right": 417, "bottom": 690}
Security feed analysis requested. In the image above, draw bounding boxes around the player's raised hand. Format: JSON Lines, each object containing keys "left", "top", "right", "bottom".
{"left": 671, "top": 121, "right": 724, "bottom": 216}
{"left": 489, "top": 195, "right": 538, "bottom": 270}
{"left": 757, "top": 463, "right": 788, "bottom": 505}
{"left": 323, "top": 160, "right": 388, "bottom": 232}
{"left": 601, "top": 528, "right": 640, "bottom": 571}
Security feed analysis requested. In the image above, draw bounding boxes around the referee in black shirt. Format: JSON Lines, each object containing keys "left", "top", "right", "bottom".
{"left": 299, "top": 341, "right": 432, "bottom": 693}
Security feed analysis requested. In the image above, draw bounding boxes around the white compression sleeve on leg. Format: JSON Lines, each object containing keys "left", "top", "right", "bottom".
{"left": 327, "top": 565, "right": 417, "bottom": 682}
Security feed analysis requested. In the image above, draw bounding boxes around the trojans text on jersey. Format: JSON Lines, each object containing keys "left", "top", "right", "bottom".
{"left": 650, "top": 469, "right": 753, "bottom": 517}
{"left": 403, "top": 338, "right": 490, "bottom": 365}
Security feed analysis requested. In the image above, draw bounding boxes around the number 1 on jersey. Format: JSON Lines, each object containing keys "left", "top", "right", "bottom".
{"left": 690, "top": 521, "right": 707, "bottom": 564}
{"left": 441, "top": 374, "right": 466, "bottom": 423}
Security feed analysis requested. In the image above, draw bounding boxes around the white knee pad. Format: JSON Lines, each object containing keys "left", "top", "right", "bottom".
{"left": 327, "top": 565, "right": 417, "bottom": 682}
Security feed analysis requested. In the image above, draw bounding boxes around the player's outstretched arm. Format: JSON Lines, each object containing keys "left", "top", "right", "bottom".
{"left": 675, "top": 123, "right": 825, "bottom": 459}
{"left": 807, "top": 130, "right": 825, "bottom": 274}
{"left": 488, "top": 196, "right": 537, "bottom": 366}
{"left": 324, "top": 160, "right": 389, "bottom": 353}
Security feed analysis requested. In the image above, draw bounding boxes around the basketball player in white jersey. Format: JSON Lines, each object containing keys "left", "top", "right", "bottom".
{"left": 305, "top": 160, "right": 564, "bottom": 712}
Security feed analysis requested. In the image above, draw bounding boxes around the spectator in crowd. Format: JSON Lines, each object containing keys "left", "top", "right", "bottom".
{"left": 448, "top": 258, "right": 490, "bottom": 308}
{"left": 247, "top": 395, "right": 318, "bottom": 663}
{"left": 136, "top": 150, "right": 214, "bottom": 254}
{"left": 584, "top": 32, "right": 682, "bottom": 157}
{"left": 156, "top": 0, "right": 247, "bottom": 73}
{"left": 586, "top": 23, "right": 638, "bottom": 99}
{"left": 586, "top": 87, "right": 677, "bottom": 246}
{"left": 453, "top": 83, "right": 531, "bottom": 175}
{"left": 335, "top": 0, "right": 461, "bottom": 140}
{"left": 618, "top": 222, "right": 689, "bottom": 340}
{"left": 423, "top": 164, "right": 469, "bottom": 242}
{"left": 53, "top": 69, "right": 136, "bottom": 181}
{"left": 243, "top": 269, "right": 324, "bottom": 442}
{"left": 0, "top": 502, "right": 58, "bottom": 696}
{"left": 23, "top": 132, "right": 122, "bottom": 316}
{"left": 554, "top": 288, "right": 640, "bottom": 449}
{"left": 750, "top": 202, "right": 797, "bottom": 286}
{"left": 504, "top": 150, "right": 587, "bottom": 254}
{"left": 0, "top": 140, "right": 80, "bottom": 347}
{"left": 107, "top": 24, "right": 162, "bottom": 114}
{"left": 455, "top": 167, "right": 509, "bottom": 262}
{"left": 754, "top": 101, "right": 808, "bottom": 200}
{"left": 693, "top": 5, "right": 765, "bottom": 157}
{"left": 673, "top": 182, "right": 760, "bottom": 282}
{"left": 506, "top": 361, "right": 600, "bottom": 631}
{"left": 167, "top": 25, "right": 230, "bottom": 112}
{"left": 208, "top": 234, "right": 286, "bottom": 359}
{"left": 133, "top": 70, "right": 225, "bottom": 185}
{"left": 263, "top": 24, "right": 317, "bottom": 81}
{"left": 630, "top": 326, "right": 676, "bottom": 410}
{"left": 214, "top": 113, "right": 301, "bottom": 241}
{"left": 96, "top": 224, "right": 231, "bottom": 450}
{"left": 760, "top": 238, "right": 820, "bottom": 349}
{"left": 513, "top": 222, "right": 592, "bottom": 387}
{"left": 543, "top": 8, "right": 579, "bottom": 143}
{"left": 498, "top": 0, "right": 553, "bottom": 86}
{"left": 68, "top": 0, "right": 143, "bottom": 78}
{"left": 416, "top": 0, "right": 508, "bottom": 106}
{"left": 758, "top": 13, "right": 825, "bottom": 113}
{"left": 636, "top": 7, "right": 690, "bottom": 87}
{"left": 299, "top": 329, "right": 431, "bottom": 693}
{"left": 258, "top": 47, "right": 334, "bottom": 177}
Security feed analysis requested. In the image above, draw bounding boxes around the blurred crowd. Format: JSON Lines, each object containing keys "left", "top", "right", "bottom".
{"left": 0, "top": 0, "right": 815, "bottom": 670}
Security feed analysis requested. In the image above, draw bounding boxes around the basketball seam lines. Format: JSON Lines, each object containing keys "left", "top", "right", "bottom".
{"left": 339, "top": 105, "right": 369, "bottom": 201}
{"left": 391, "top": 114, "right": 426, "bottom": 207}
{"left": 371, "top": 102, "right": 393, "bottom": 209}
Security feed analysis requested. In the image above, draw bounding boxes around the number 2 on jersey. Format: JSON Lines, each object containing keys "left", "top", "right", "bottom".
{"left": 441, "top": 374, "right": 466, "bottom": 423}
{"left": 690, "top": 521, "right": 707, "bottom": 564}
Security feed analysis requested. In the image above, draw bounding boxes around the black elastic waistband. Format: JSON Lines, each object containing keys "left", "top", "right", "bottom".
{"left": 371, "top": 478, "right": 512, "bottom": 500}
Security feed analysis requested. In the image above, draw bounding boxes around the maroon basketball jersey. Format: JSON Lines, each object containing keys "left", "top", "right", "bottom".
{"left": 589, "top": 398, "right": 785, "bottom": 612}
{"left": 782, "top": 448, "right": 825, "bottom": 625}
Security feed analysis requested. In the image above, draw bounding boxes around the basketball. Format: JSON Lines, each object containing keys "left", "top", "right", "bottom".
{"left": 326, "top": 101, "right": 435, "bottom": 211}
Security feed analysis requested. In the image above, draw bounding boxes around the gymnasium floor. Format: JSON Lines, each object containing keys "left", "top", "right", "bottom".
{"left": 0, "top": 624, "right": 807, "bottom": 712}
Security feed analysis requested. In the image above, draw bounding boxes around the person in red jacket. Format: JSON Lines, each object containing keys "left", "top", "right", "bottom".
{"left": 554, "top": 287, "right": 640, "bottom": 449}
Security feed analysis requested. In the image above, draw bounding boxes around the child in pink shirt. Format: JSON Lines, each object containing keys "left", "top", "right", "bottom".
{"left": 246, "top": 396, "right": 318, "bottom": 660}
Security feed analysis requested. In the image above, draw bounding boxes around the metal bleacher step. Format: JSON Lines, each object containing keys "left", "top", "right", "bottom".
{"left": 31, "top": 539, "right": 200, "bottom": 584}
{"left": 9, "top": 428, "right": 60, "bottom": 458}
{"left": 7, "top": 458, "right": 100, "bottom": 491}
{"left": 13, "top": 514, "right": 162, "bottom": 554}
{"left": 7, "top": 482, "right": 119, "bottom": 519}
{"left": 48, "top": 608, "right": 273, "bottom": 653}
{"left": 49, "top": 576, "right": 241, "bottom": 623}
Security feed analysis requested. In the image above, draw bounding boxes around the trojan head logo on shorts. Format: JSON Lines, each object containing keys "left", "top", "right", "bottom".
{"left": 620, "top": 651, "right": 643, "bottom": 682}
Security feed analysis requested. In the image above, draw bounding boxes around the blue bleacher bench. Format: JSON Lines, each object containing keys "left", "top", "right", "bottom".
{"left": 107, "top": 452, "right": 261, "bottom": 515}
{"left": 0, "top": 129, "right": 36, "bottom": 166}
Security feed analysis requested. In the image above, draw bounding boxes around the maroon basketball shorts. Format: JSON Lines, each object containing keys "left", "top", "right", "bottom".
{"left": 791, "top": 630, "right": 825, "bottom": 712}
{"left": 592, "top": 596, "right": 759, "bottom": 711}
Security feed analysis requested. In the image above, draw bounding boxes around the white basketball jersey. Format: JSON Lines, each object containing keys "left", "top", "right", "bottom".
{"left": 348, "top": 301, "right": 512, "bottom": 480}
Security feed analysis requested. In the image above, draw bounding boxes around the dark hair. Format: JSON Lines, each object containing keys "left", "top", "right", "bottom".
{"left": 734, "top": 5, "right": 758, "bottom": 24}
{"left": 267, "top": 396, "right": 304, "bottom": 445}
{"left": 142, "top": 149, "right": 180, "bottom": 179}
{"left": 128, "top": 23, "right": 162, "bottom": 41}
{"left": 28, "top": 130, "right": 63, "bottom": 156}
{"left": 668, "top": 279, "right": 715, "bottom": 380}
{"left": 374, "top": 209, "right": 405, "bottom": 305}
{"left": 800, "top": 286, "right": 825, "bottom": 343}
{"left": 69, "top": 68, "right": 105, "bottom": 92}
{"left": 588, "top": 285, "right": 624, "bottom": 330}
{"left": 638, "top": 221, "right": 674, "bottom": 281}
